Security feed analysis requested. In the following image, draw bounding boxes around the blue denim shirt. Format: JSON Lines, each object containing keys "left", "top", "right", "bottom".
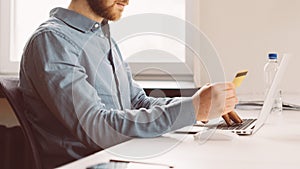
{"left": 19, "top": 7, "right": 195, "bottom": 168}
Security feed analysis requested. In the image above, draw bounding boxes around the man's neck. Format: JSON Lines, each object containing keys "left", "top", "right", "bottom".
{"left": 68, "top": 0, "right": 104, "bottom": 23}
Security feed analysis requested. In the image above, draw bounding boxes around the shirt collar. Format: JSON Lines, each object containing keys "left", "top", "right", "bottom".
{"left": 50, "top": 7, "right": 102, "bottom": 33}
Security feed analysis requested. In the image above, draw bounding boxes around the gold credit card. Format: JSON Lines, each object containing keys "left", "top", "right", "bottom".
{"left": 232, "top": 70, "right": 248, "bottom": 88}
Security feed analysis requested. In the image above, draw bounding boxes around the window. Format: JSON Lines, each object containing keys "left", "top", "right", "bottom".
{"left": 0, "top": 0, "right": 200, "bottom": 82}
{"left": 0, "top": 0, "right": 69, "bottom": 74}
{"left": 120, "top": 0, "right": 186, "bottom": 62}
{"left": 113, "top": 0, "right": 199, "bottom": 81}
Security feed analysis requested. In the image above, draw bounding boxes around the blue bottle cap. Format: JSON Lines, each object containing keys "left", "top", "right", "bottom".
{"left": 268, "top": 53, "right": 277, "bottom": 59}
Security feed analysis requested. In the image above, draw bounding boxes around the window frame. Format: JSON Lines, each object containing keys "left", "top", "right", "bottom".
{"left": 0, "top": 0, "right": 19, "bottom": 74}
{"left": 0, "top": 0, "right": 200, "bottom": 81}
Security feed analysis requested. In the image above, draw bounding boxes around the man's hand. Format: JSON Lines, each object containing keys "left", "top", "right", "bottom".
{"left": 222, "top": 111, "right": 242, "bottom": 126}
{"left": 192, "top": 82, "right": 241, "bottom": 125}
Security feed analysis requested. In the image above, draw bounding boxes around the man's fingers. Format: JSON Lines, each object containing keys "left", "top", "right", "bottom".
{"left": 194, "top": 82, "right": 239, "bottom": 123}
{"left": 225, "top": 90, "right": 236, "bottom": 100}
{"left": 228, "top": 111, "right": 243, "bottom": 124}
{"left": 214, "top": 82, "right": 235, "bottom": 90}
{"left": 222, "top": 111, "right": 243, "bottom": 126}
{"left": 222, "top": 114, "right": 232, "bottom": 126}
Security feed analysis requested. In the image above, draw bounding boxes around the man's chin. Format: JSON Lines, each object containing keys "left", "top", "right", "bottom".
{"left": 108, "top": 12, "right": 122, "bottom": 21}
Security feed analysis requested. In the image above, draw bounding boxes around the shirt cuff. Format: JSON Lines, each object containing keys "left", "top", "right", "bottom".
{"left": 167, "top": 97, "right": 196, "bottom": 131}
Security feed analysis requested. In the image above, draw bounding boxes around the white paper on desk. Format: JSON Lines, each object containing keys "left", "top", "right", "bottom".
{"left": 127, "top": 163, "right": 170, "bottom": 169}
{"left": 175, "top": 125, "right": 208, "bottom": 133}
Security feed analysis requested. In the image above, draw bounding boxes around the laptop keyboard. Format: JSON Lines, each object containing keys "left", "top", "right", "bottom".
{"left": 217, "top": 119, "right": 257, "bottom": 130}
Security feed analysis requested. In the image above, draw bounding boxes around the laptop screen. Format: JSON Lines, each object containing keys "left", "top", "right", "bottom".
{"left": 253, "top": 54, "right": 290, "bottom": 134}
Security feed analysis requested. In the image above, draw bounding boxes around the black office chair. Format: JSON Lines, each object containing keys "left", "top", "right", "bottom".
{"left": 0, "top": 77, "right": 42, "bottom": 169}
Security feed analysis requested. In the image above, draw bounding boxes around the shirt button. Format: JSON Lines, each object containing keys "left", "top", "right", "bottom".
{"left": 94, "top": 23, "right": 99, "bottom": 28}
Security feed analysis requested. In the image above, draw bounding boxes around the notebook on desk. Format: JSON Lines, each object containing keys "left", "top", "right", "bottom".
{"left": 177, "top": 54, "right": 290, "bottom": 136}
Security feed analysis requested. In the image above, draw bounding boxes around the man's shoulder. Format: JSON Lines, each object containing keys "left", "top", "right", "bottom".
{"left": 27, "top": 17, "right": 83, "bottom": 51}
{"left": 31, "top": 17, "right": 69, "bottom": 39}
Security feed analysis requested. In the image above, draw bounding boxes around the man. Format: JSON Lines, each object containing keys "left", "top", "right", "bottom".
{"left": 19, "top": 0, "right": 242, "bottom": 168}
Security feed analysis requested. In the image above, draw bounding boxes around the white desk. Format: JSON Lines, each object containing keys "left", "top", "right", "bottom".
{"left": 57, "top": 98, "right": 300, "bottom": 169}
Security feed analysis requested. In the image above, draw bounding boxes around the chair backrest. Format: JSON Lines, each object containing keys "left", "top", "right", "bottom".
{"left": 0, "top": 77, "right": 42, "bottom": 169}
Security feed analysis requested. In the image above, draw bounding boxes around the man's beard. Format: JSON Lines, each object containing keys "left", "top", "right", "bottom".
{"left": 87, "top": 0, "right": 128, "bottom": 21}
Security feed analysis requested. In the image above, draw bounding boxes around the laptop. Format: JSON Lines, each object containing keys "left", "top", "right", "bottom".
{"left": 177, "top": 54, "right": 290, "bottom": 136}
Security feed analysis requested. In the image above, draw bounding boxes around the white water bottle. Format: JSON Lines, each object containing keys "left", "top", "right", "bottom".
{"left": 263, "top": 53, "right": 282, "bottom": 114}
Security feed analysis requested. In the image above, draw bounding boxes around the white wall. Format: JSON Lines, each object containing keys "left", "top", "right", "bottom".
{"left": 198, "top": 0, "right": 300, "bottom": 96}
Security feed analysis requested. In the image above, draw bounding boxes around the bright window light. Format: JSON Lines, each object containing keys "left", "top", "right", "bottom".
{"left": 13, "top": 0, "right": 69, "bottom": 61}
{"left": 4, "top": 0, "right": 188, "bottom": 76}
{"left": 117, "top": 0, "right": 186, "bottom": 63}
